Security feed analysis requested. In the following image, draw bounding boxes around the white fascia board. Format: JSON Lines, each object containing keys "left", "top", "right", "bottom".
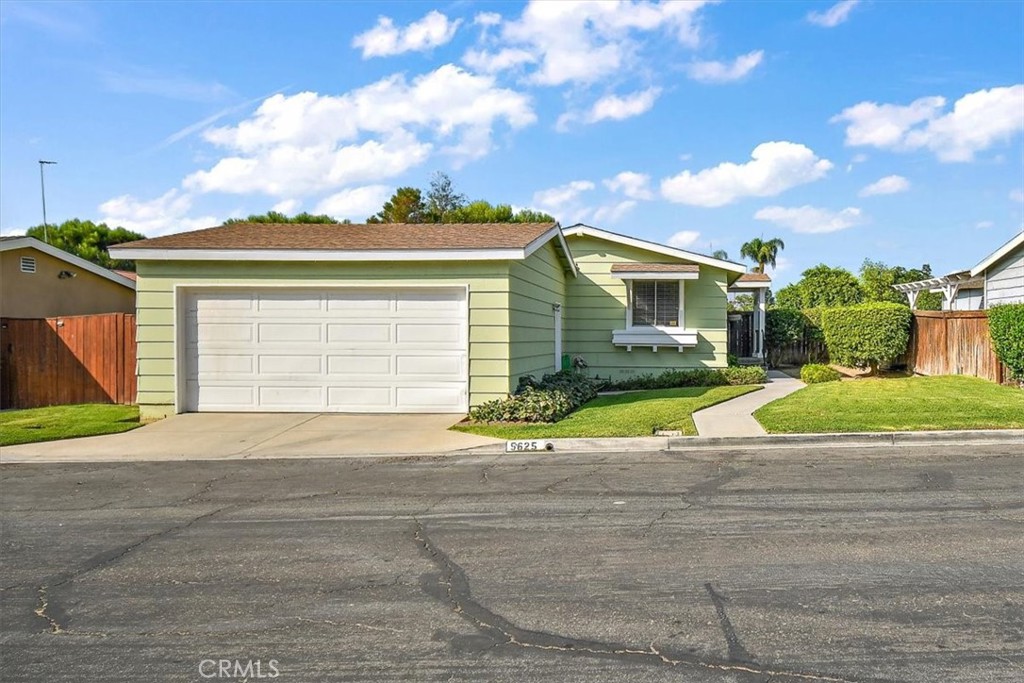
{"left": 2, "top": 236, "right": 136, "bottom": 290}
{"left": 728, "top": 281, "right": 772, "bottom": 290}
{"left": 611, "top": 271, "right": 700, "bottom": 280}
{"left": 562, "top": 224, "right": 747, "bottom": 274}
{"left": 107, "top": 247, "right": 527, "bottom": 262}
{"left": 523, "top": 224, "right": 579, "bottom": 277}
{"left": 970, "top": 231, "right": 1024, "bottom": 276}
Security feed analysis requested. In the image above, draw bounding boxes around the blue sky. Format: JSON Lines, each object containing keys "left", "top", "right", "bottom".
{"left": 1, "top": 0, "right": 1021, "bottom": 285}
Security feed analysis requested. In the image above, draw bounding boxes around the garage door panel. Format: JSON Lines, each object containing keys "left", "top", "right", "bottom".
{"left": 327, "top": 355, "right": 391, "bottom": 376}
{"left": 185, "top": 287, "right": 468, "bottom": 413}
{"left": 327, "top": 323, "right": 391, "bottom": 344}
{"left": 395, "top": 322, "right": 462, "bottom": 344}
{"left": 258, "top": 354, "right": 322, "bottom": 375}
{"left": 396, "top": 354, "right": 465, "bottom": 377}
{"left": 326, "top": 386, "right": 392, "bottom": 411}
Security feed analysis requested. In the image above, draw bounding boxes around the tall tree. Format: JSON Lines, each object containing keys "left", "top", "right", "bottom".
{"left": 444, "top": 200, "right": 554, "bottom": 224}
{"left": 25, "top": 219, "right": 145, "bottom": 271}
{"left": 773, "top": 283, "right": 803, "bottom": 310}
{"left": 425, "top": 172, "right": 467, "bottom": 222}
{"left": 740, "top": 237, "right": 785, "bottom": 273}
{"left": 711, "top": 249, "right": 729, "bottom": 260}
{"left": 860, "top": 259, "right": 941, "bottom": 310}
{"left": 224, "top": 211, "right": 340, "bottom": 224}
{"left": 367, "top": 187, "right": 427, "bottom": 223}
{"left": 796, "top": 264, "right": 864, "bottom": 308}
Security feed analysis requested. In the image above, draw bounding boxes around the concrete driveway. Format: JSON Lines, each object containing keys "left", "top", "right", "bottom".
{"left": 0, "top": 413, "right": 501, "bottom": 463}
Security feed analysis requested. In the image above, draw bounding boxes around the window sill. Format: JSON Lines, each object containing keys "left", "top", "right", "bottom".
{"left": 612, "top": 327, "right": 698, "bottom": 352}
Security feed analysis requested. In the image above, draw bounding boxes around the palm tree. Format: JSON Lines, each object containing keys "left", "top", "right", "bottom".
{"left": 711, "top": 248, "right": 729, "bottom": 260}
{"left": 740, "top": 237, "right": 785, "bottom": 273}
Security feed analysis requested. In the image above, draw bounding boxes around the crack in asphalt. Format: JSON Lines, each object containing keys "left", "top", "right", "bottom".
{"left": 413, "top": 519, "right": 877, "bottom": 683}
{"left": 705, "top": 582, "right": 755, "bottom": 664}
{"left": 32, "top": 505, "right": 231, "bottom": 634}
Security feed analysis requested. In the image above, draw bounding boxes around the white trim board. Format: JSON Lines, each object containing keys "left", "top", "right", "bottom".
{"left": 970, "top": 231, "right": 1024, "bottom": 276}
{"left": 562, "top": 224, "right": 748, "bottom": 275}
{"left": 110, "top": 247, "right": 527, "bottom": 262}
{"left": 1, "top": 236, "right": 137, "bottom": 290}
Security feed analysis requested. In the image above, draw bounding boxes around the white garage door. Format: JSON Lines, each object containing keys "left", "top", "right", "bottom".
{"left": 183, "top": 288, "right": 468, "bottom": 413}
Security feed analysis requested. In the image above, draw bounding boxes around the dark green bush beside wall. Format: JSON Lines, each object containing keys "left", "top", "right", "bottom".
{"left": 470, "top": 371, "right": 599, "bottom": 423}
{"left": 821, "top": 303, "right": 912, "bottom": 372}
{"left": 987, "top": 303, "right": 1024, "bottom": 381}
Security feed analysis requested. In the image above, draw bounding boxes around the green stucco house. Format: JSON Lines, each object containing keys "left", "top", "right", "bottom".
{"left": 110, "top": 222, "right": 767, "bottom": 419}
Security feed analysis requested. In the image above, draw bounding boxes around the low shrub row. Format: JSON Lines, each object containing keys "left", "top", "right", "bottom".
{"left": 469, "top": 370, "right": 600, "bottom": 423}
{"left": 604, "top": 365, "right": 767, "bottom": 391}
{"left": 800, "top": 363, "right": 841, "bottom": 384}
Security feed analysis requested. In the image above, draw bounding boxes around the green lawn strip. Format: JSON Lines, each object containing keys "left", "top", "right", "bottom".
{"left": 453, "top": 385, "right": 760, "bottom": 439}
{"left": 754, "top": 375, "right": 1024, "bottom": 433}
{"left": 0, "top": 404, "right": 141, "bottom": 446}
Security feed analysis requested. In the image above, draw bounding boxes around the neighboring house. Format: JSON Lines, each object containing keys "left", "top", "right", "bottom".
{"left": 893, "top": 231, "right": 1024, "bottom": 310}
{"left": 0, "top": 236, "right": 136, "bottom": 318}
{"left": 109, "top": 222, "right": 760, "bottom": 419}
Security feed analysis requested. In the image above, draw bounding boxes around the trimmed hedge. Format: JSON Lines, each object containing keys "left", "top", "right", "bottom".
{"left": 605, "top": 366, "right": 767, "bottom": 391}
{"left": 800, "top": 363, "right": 841, "bottom": 384}
{"left": 821, "top": 302, "right": 911, "bottom": 372}
{"left": 987, "top": 303, "right": 1024, "bottom": 381}
{"left": 470, "top": 370, "right": 599, "bottom": 423}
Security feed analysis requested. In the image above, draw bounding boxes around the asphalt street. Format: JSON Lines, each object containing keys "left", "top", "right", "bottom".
{"left": 1, "top": 443, "right": 1022, "bottom": 682}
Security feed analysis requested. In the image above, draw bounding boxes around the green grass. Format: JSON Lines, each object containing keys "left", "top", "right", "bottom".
{"left": 0, "top": 404, "right": 141, "bottom": 446}
{"left": 754, "top": 375, "right": 1024, "bottom": 433}
{"left": 453, "top": 385, "right": 760, "bottom": 439}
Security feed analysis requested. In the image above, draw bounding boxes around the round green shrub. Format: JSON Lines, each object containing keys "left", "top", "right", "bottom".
{"left": 987, "top": 303, "right": 1024, "bottom": 381}
{"left": 821, "top": 302, "right": 911, "bottom": 372}
{"left": 800, "top": 363, "right": 841, "bottom": 384}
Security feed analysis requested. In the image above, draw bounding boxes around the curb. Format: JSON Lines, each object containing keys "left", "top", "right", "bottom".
{"left": 459, "top": 429, "right": 1024, "bottom": 455}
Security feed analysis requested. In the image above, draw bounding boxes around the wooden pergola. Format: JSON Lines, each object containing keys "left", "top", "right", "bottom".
{"left": 892, "top": 270, "right": 984, "bottom": 309}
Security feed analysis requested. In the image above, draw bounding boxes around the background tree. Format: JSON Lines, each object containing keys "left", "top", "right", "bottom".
{"left": 860, "top": 259, "right": 941, "bottom": 310}
{"left": 728, "top": 293, "right": 754, "bottom": 312}
{"left": 425, "top": 172, "right": 467, "bottom": 222}
{"left": 224, "top": 211, "right": 341, "bottom": 224}
{"left": 367, "top": 187, "right": 427, "bottom": 224}
{"left": 795, "top": 264, "right": 864, "bottom": 308}
{"left": 444, "top": 200, "right": 553, "bottom": 224}
{"left": 25, "top": 219, "right": 145, "bottom": 271}
{"left": 711, "top": 249, "right": 729, "bottom": 260}
{"left": 773, "top": 283, "right": 803, "bottom": 309}
{"left": 740, "top": 237, "right": 785, "bottom": 273}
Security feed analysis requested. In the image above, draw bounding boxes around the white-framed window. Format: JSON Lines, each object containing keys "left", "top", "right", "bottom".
{"left": 627, "top": 280, "right": 685, "bottom": 329}
{"left": 20, "top": 256, "right": 36, "bottom": 273}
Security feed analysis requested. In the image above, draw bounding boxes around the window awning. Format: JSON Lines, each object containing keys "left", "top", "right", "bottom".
{"left": 610, "top": 263, "right": 699, "bottom": 280}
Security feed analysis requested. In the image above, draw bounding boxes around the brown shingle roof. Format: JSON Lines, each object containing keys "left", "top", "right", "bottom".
{"left": 114, "top": 222, "right": 558, "bottom": 251}
{"left": 737, "top": 272, "right": 771, "bottom": 282}
{"left": 610, "top": 263, "right": 700, "bottom": 273}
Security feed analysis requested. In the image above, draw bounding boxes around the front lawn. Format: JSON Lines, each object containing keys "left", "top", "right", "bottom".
{"left": 754, "top": 375, "right": 1024, "bottom": 433}
{"left": 453, "top": 385, "right": 760, "bottom": 439}
{"left": 0, "top": 404, "right": 141, "bottom": 446}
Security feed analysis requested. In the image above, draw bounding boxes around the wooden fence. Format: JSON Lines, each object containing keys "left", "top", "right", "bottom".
{"left": 0, "top": 313, "right": 136, "bottom": 409}
{"left": 907, "top": 310, "right": 1007, "bottom": 383}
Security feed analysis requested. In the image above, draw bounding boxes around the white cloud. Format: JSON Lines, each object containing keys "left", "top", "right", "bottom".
{"left": 1010, "top": 188, "right": 1024, "bottom": 203}
{"left": 975, "top": 220, "right": 994, "bottom": 229}
{"left": 465, "top": 0, "right": 713, "bottom": 86}
{"left": 463, "top": 47, "right": 536, "bottom": 73}
{"left": 604, "top": 171, "right": 654, "bottom": 200}
{"left": 532, "top": 180, "right": 596, "bottom": 223}
{"left": 184, "top": 65, "right": 534, "bottom": 196}
{"left": 98, "top": 189, "right": 218, "bottom": 236}
{"left": 685, "top": 50, "right": 764, "bottom": 84}
{"left": 667, "top": 230, "right": 701, "bottom": 248}
{"left": 807, "top": 0, "right": 860, "bottom": 28}
{"left": 660, "top": 141, "right": 833, "bottom": 207}
{"left": 558, "top": 87, "right": 661, "bottom": 130}
{"left": 859, "top": 174, "right": 910, "bottom": 197}
{"left": 272, "top": 199, "right": 300, "bottom": 214}
{"left": 353, "top": 10, "right": 462, "bottom": 58}
{"left": 313, "top": 185, "right": 393, "bottom": 220}
{"left": 832, "top": 85, "right": 1024, "bottom": 162}
{"left": 768, "top": 255, "right": 792, "bottom": 274}
{"left": 474, "top": 12, "right": 503, "bottom": 27}
{"left": 754, "top": 205, "right": 865, "bottom": 234}
{"left": 592, "top": 200, "right": 637, "bottom": 224}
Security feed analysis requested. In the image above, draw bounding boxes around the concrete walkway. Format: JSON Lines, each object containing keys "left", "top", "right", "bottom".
{"left": 692, "top": 370, "right": 805, "bottom": 437}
